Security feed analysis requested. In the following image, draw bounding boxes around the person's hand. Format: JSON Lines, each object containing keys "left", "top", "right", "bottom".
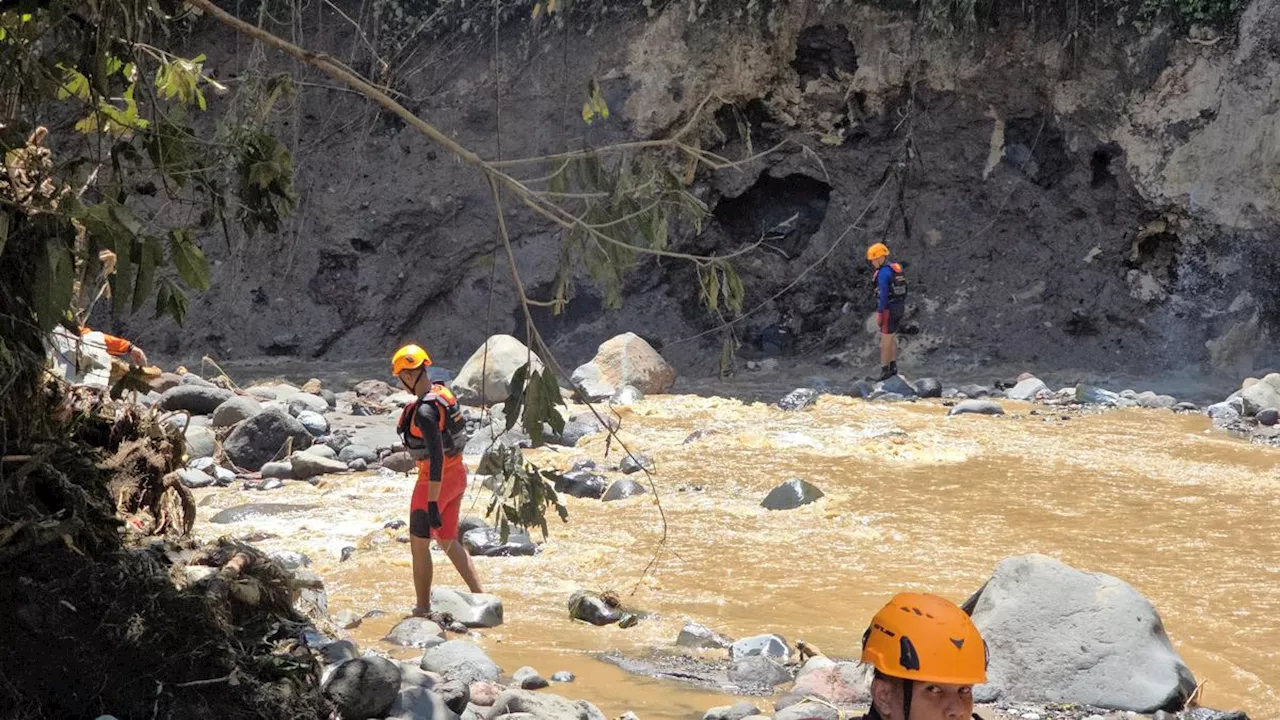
{"left": 426, "top": 501, "right": 443, "bottom": 530}
{"left": 129, "top": 345, "right": 148, "bottom": 368}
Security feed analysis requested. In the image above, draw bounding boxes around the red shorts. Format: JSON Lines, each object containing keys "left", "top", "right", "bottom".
{"left": 410, "top": 456, "right": 467, "bottom": 540}
{"left": 878, "top": 306, "right": 903, "bottom": 335}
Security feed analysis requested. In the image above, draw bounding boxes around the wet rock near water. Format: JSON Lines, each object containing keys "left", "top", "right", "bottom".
{"left": 778, "top": 388, "right": 821, "bottom": 411}
{"left": 317, "top": 639, "right": 360, "bottom": 665}
{"left": 382, "top": 451, "right": 416, "bottom": 473}
{"left": 340, "top": 546, "right": 357, "bottom": 562}
{"left": 550, "top": 671, "right": 575, "bottom": 683}
{"left": 569, "top": 590, "right": 622, "bottom": 626}
{"left": 958, "top": 384, "right": 997, "bottom": 399}
{"left": 611, "top": 385, "right": 645, "bottom": 406}
{"left": 775, "top": 701, "right": 839, "bottom": 720}
{"left": 729, "top": 634, "right": 790, "bottom": 663}
{"left": 339, "top": 443, "right": 379, "bottom": 464}
{"left": 293, "top": 569, "right": 329, "bottom": 620}
{"left": 1075, "top": 384, "right": 1122, "bottom": 407}
{"left": 178, "top": 468, "right": 215, "bottom": 489}
{"left": 487, "top": 689, "right": 607, "bottom": 720}
{"left": 158, "top": 385, "right": 233, "bottom": 415}
{"left": 333, "top": 609, "right": 363, "bottom": 630}
{"left": 322, "top": 655, "right": 401, "bottom": 720}
{"left": 554, "top": 469, "right": 609, "bottom": 499}
{"left": 677, "top": 622, "right": 735, "bottom": 651}
{"left": 619, "top": 453, "right": 654, "bottom": 475}
{"left": 790, "top": 660, "right": 871, "bottom": 705}
{"left": 462, "top": 527, "right": 538, "bottom": 557}
{"left": 683, "top": 428, "right": 720, "bottom": 444}
{"left": 243, "top": 477, "right": 284, "bottom": 491}
{"left": 223, "top": 407, "right": 312, "bottom": 471}
{"left": 877, "top": 375, "right": 917, "bottom": 398}
{"left": 601, "top": 650, "right": 744, "bottom": 695}
{"left": 431, "top": 588, "right": 504, "bottom": 628}
{"left": 1135, "top": 391, "right": 1178, "bottom": 409}
{"left": 704, "top": 702, "right": 761, "bottom": 720}
{"left": 285, "top": 392, "right": 329, "bottom": 417}
{"left": 1007, "top": 377, "right": 1050, "bottom": 402}
{"left": 209, "top": 502, "right": 318, "bottom": 524}
{"left": 184, "top": 425, "right": 218, "bottom": 460}
{"left": 948, "top": 399, "right": 1006, "bottom": 417}
{"left": 296, "top": 410, "right": 329, "bottom": 437}
{"left": 727, "top": 655, "right": 791, "bottom": 690}
{"left": 303, "top": 444, "right": 337, "bottom": 460}
{"left": 384, "top": 617, "right": 446, "bottom": 648}
{"left": 513, "top": 666, "right": 550, "bottom": 690}
{"left": 572, "top": 332, "right": 677, "bottom": 400}
{"left": 452, "top": 335, "right": 542, "bottom": 406}
{"left": 1256, "top": 408, "right": 1279, "bottom": 426}
{"left": 260, "top": 460, "right": 294, "bottom": 480}
{"left": 1207, "top": 400, "right": 1242, "bottom": 426}
{"left": 291, "top": 451, "right": 348, "bottom": 479}
{"left": 969, "top": 554, "right": 1198, "bottom": 712}
{"left": 1241, "top": 374, "right": 1280, "bottom": 416}
{"left": 420, "top": 640, "right": 502, "bottom": 686}
{"left": 347, "top": 458, "right": 368, "bottom": 472}
{"left": 211, "top": 396, "right": 263, "bottom": 428}
{"left": 761, "top": 478, "right": 824, "bottom": 510}
{"left": 602, "top": 478, "right": 648, "bottom": 502}
{"left": 914, "top": 377, "right": 943, "bottom": 398}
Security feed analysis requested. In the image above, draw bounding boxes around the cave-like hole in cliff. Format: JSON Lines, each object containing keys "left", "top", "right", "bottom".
{"left": 514, "top": 281, "right": 605, "bottom": 348}
{"left": 1130, "top": 231, "right": 1182, "bottom": 285}
{"left": 713, "top": 174, "right": 831, "bottom": 259}
{"left": 713, "top": 99, "right": 782, "bottom": 147}
{"left": 793, "top": 25, "right": 858, "bottom": 83}
{"left": 1090, "top": 142, "right": 1122, "bottom": 189}
{"left": 1003, "top": 115, "right": 1071, "bottom": 188}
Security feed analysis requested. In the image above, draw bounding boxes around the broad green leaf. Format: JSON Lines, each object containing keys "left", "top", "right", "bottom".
{"left": 169, "top": 229, "right": 210, "bottom": 291}
{"left": 111, "top": 238, "right": 137, "bottom": 314}
{"left": 56, "top": 64, "right": 90, "bottom": 100}
{"left": 33, "top": 242, "right": 75, "bottom": 332}
{"left": 130, "top": 238, "right": 158, "bottom": 312}
{"left": 110, "top": 366, "right": 153, "bottom": 399}
{"left": 502, "top": 362, "right": 530, "bottom": 432}
{"left": 0, "top": 213, "right": 8, "bottom": 256}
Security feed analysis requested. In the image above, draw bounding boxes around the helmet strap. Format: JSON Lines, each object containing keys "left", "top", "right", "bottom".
{"left": 401, "top": 366, "right": 426, "bottom": 393}
{"left": 902, "top": 679, "right": 914, "bottom": 720}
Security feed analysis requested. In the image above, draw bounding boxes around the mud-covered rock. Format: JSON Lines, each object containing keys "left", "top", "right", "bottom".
{"left": 760, "top": 478, "right": 824, "bottom": 510}
{"left": 322, "top": 656, "right": 401, "bottom": 720}
{"left": 968, "top": 554, "right": 1197, "bottom": 711}
{"left": 462, "top": 527, "right": 537, "bottom": 557}
{"left": 224, "top": 408, "right": 311, "bottom": 471}
{"left": 554, "top": 469, "right": 608, "bottom": 499}
{"left": 569, "top": 591, "right": 621, "bottom": 626}
{"left": 158, "top": 385, "right": 233, "bottom": 415}
{"left": 420, "top": 640, "right": 501, "bottom": 685}
{"left": 703, "top": 702, "right": 760, "bottom": 720}
{"left": 486, "top": 689, "right": 607, "bottom": 720}
{"left": 619, "top": 453, "right": 654, "bottom": 474}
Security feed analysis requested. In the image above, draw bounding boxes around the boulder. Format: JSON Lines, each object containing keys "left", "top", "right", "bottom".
{"left": 554, "top": 470, "right": 608, "bottom": 500}
{"left": 730, "top": 634, "right": 790, "bottom": 663}
{"left": 208, "top": 502, "right": 317, "bottom": 523}
{"left": 610, "top": 385, "right": 645, "bottom": 406}
{"left": 470, "top": 681, "right": 503, "bottom": 707}
{"left": 968, "top": 554, "right": 1197, "bottom": 712}
{"left": 245, "top": 385, "right": 280, "bottom": 400}
{"left": 914, "top": 377, "right": 943, "bottom": 398}
{"left": 559, "top": 420, "right": 602, "bottom": 447}
{"left": 1257, "top": 408, "right": 1279, "bottom": 426}
{"left": 727, "top": 656, "right": 791, "bottom": 689}
{"left": 384, "top": 617, "right": 446, "bottom": 649}
{"left": 1075, "top": 384, "right": 1121, "bottom": 406}
{"left": 677, "top": 622, "right": 734, "bottom": 651}
{"left": 348, "top": 458, "right": 368, "bottom": 472}
{"left": 462, "top": 527, "right": 537, "bottom": 557}
{"left": 947, "top": 400, "right": 1006, "bottom": 417}
{"left": 1007, "top": 378, "right": 1049, "bottom": 402}
{"left": 958, "top": 384, "right": 995, "bottom": 398}
{"left": 430, "top": 678, "right": 470, "bottom": 715}
{"left": 760, "top": 479, "right": 824, "bottom": 510}
{"left": 177, "top": 468, "right": 215, "bottom": 489}
{"left": 183, "top": 425, "right": 218, "bottom": 460}
{"left": 619, "top": 453, "right": 654, "bottom": 475}
{"left": 224, "top": 408, "right": 312, "bottom": 471}
{"left": 848, "top": 381, "right": 874, "bottom": 399}
{"left": 261, "top": 460, "right": 294, "bottom": 480}
{"left": 211, "top": 396, "right": 263, "bottom": 428}
{"left": 778, "top": 388, "right": 821, "bottom": 412}
{"left": 431, "top": 588, "right": 504, "bottom": 628}
{"left": 572, "top": 333, "right": 676, "bottom": 400}
{"left": 485, "top": 689, "right": 607, "bottom": 720}
{"left": 602, "top": 479, "right": 648, "bottom": 502}
{"left": 790, "top": 662, "right": 871, "bottom": 705}
{"left": 420, "top": 640, "right": 501, "bottom": 686}
{"left": 452, "top": 335, "right": 542, "bottom": 405}
{"left": 384, "top": 683, "right": 449, "bottom": 720}
{"left": 1240, "top": 374, "right": 1280, "bottom": 416}
{"left": 318, "top": 639, "right": 360, "bottom": 665}
{"left": 158, "top": 385, "right": 233, "bottom": 415}
{"left": 340, "top": 444, "right": 379, "bottom": 464}
{"left": 243, "top": 477, "right": 284, "bottom": 491}
{"left": 303, "top": 443, "right": 338, "bottom": 460}
{"left": 286, "top": 392, "right": 330, "bottom": 416}
{"left": 878, "top": 375, "right": 917, "bottom": 398}
{"left": 334, "top": 610, "right": 363, "bottom": 630}
{"left": 1135, "top": 391, "right": 1177, "bottom": 409}
{"left": 322, "top": 656, "right": 401, "bottom": 720}
{"left": 355, "top": 379, "right": 396, "bottom": 401}
{"left": 569, "top": 591, "right": 621, "bottom": 626}
{"left": 150, "top": 372, "right": 183, "bottom": 392}
{"left": 513, "top": 667, "right": 550, "bottom": 690}
{"left": 291, "top": 452, "right": 348, "bottom": 479}
{"left": 383, "top": 451, "right": 416, "bottom": 473}
{"left": 1206, "top": 401, "right": 1241, "bottom": 425}
{"left": 296, "top": 410, "right": 329, "bottom": 437}
{"left": 703, "top": 702, "right": 760, "bottom": 720}
{"left": 775, "top": 702, "right": 839, "bottom": 720}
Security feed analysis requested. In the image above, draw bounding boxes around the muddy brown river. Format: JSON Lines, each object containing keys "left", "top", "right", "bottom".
{"left": 193, "top": 390, "right": 1280, "bottom": 719}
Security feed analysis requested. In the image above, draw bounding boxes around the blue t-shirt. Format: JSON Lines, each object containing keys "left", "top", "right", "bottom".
{"left": 875, "top": 263, "right": 897, "bottom": 312}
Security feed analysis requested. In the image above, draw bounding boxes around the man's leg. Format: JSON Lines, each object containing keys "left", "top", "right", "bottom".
{"left": 443, "top": 539, "right": 484, "bottom": 594}
{"left": 410, "top": 535, "right": 434, "bottom": 613}
{"left": 880, "top": 332, "right": 893, "bottom": 367}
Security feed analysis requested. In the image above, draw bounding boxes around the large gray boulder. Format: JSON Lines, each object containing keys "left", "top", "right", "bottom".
{"left": 571, "top": 332, "right": 676, "bottom": 401}
{"left": 291, "top": 451, "right": 348, "bottom": 479}
{"left": 729, "top": 634, "right": 790, "bottom": 662}
{"left": 285, "top": 392, "right": 329, "bottom": 416}
{"left": 727, "top": 656, "right": 791, "bottom": 689}
{"left": 485, "top": 689, "right": 606, "bottom": 720}
{"left": 223, "top": 407, "right": 312, "bottom": 471}
{"left": 677, "top": 622, "right": 733, "bottom": 650}
{"left": 158, "top": 385, "right": 233, "bottom": 415}
{"left": 761, "top": 479, "right": 824, "bottom": 510}
{"left": 968, "top": 554, "right": 1198, "bottom": 712}
{"left": 384, "top": 617, "right": 446, "bottom": 649}
{"left": 431, "top": 588, "right": 504, "bottom": 628}
{"left": 321, "top": 656, "right": 401, "bottom": 720}
{"left": 211, "top": 396, "right": 263, "bottom": 428}
{"left": 1241, "top": 374, "right": 1280, "bottom": 416}
{"left": 183, "top": 425, "right": 218, "bottom": 460}
{"left": 452, "top": 335, "right": 543, "bottom": 405}
{"left": 420, "top": 640, "right": 501, "bottom": 686}
{"left": 1007, "top": 377, "right": 1049, "bottom": 401}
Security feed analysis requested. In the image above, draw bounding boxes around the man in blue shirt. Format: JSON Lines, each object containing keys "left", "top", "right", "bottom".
{"left": 867, "top": 242, "right": 906, "bottom": 381}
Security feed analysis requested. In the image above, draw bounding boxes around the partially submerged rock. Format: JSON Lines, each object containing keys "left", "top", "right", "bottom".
{"left": 431, "top": 588, "right": 504, "bottom": 628}
{"left": 760, "top": 479, "right": 824, "bottom": 510}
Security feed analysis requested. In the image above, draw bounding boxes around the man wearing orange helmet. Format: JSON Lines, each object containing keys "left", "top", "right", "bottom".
{"left": 859, "top": 592, "right": 988, "bottom": 720}
{"left": 866, "top": 243, "right": 907, "bottom": 381}
{"left": 392, "top": 344, "right": 483, "bottom": 618}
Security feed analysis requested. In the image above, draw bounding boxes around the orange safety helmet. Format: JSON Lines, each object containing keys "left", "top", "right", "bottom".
{"left": 392, "top": 344, "right": 432, "bottom": 376}
{"left": 861, "top": 592, "right": 988, "bottom": 685}
{"left": 866, "top": 242, "right": 890, "bottom": 261}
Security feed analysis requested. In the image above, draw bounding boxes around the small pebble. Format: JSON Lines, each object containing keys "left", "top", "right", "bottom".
{"left": 550, "top": 671, "right": 575, "bottom": 683}
{"left": 340, "top": 546, "right": 356, "bottom": 562}
{"left": 384, "top": 519, "right": 406, "bottom": 530}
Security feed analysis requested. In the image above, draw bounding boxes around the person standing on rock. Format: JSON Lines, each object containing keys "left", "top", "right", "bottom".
{"left": 858, "top": 592, "right": 987, "bottom": 720}
{"left": 866, "top": 242, "right": 906, "bottom": 381}
{"left": 392, "top": 344, "right": 484, "bottom": 619}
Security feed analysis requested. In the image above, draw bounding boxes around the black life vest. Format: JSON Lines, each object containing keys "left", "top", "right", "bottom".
{"left": 397, "top": 383, "right": 467, "bottom": 459}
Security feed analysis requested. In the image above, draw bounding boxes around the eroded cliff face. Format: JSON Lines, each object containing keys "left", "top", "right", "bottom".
{"left": 116, "top": 0, "right": 1280, "bottom": 378}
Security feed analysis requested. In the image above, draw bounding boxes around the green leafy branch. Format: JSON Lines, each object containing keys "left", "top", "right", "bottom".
{"left": 481, "top": 444, "right": 569, "bottom": 542}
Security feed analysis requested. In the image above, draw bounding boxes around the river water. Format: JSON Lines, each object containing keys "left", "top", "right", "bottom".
{"left": 191, "top": 383, "right": 1280, "bottom": 719}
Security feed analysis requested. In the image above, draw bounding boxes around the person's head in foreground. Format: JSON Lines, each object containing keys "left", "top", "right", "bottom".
{"left": 861, "top": 592, "right": 988, "bottom": 720}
